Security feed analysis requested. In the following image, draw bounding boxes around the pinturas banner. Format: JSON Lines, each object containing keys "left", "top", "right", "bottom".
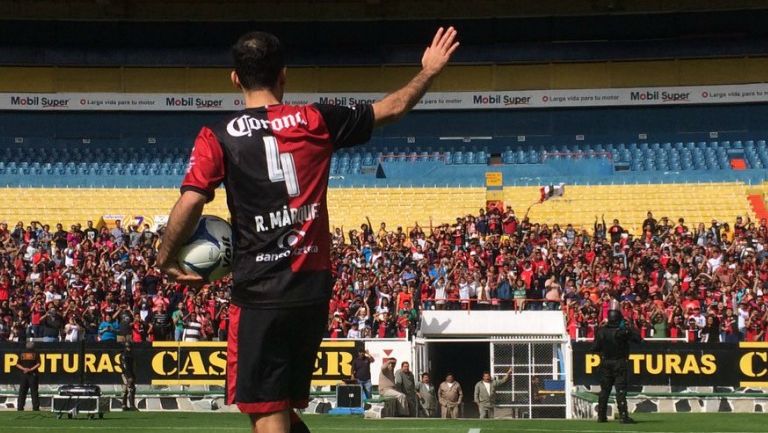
{"left": 572, "top": 341, "right": 768, "bottom": 388}
{"left": 0, "top": 340, "right": 362, "bottom": 386}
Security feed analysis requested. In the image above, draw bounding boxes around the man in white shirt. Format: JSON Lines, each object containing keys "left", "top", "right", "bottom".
{"left": 23, "top": 240, "right": 38, "bottom": 263}
{"left": 412, "top": 246, "right": 425, "bottom": 262}
{"left": 438, "top": 373, "right": 462, "bottom": 419}
{"left": 347, "top": 323, "right": 361, "bottom": 339}
{"left": 707, "top": 248, "right": 723, "bottom": 273}
{"left": 473, "top": 368, "right": 512, "bottom": 419}
{"left": 689, "top": 307, "right": 706, "bottom": 330}
{"left": 433, "top": 277, "right": 448, "bottom": 309}
{"left": 738, "top": 302, "right": 750, "bottom": 338}
{"left": 417, "top": 373, "right": 437, "bottom": 417}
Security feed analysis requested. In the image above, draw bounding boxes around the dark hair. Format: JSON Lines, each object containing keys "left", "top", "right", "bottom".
{"left": 232, "top": 32, "right": 285, "bottom": 90}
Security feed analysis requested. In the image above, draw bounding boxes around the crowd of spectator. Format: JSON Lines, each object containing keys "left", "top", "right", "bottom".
{"left": 1, "top": 207, "right": 768, "bottom": 344}
{"left": 0, "top": 219, "right": 230, "bottom": 343}
{"left": 328, "top": 208, "right": 768, "bottom": 344}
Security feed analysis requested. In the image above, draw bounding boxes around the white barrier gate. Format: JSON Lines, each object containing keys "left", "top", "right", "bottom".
{"left": 415, "top": 310, "right": 571, "bottom": 419}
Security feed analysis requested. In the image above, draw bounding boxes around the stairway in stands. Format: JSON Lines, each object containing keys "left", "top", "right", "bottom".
{"left": 747, "top": 191, "right": 768, "bottom": 221}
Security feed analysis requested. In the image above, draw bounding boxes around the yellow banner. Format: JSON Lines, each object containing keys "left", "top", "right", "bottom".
{"left": 485, "top": 172, "right": 503, "bottom": 187}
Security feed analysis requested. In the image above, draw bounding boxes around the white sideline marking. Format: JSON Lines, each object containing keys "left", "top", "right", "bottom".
{"left": 468, "top": 429, "right": 482, "bottom": 433}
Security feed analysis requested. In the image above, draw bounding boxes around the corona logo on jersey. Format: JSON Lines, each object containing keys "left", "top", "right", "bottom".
{"left": 225, "top": 112, "right": 307, "bottom": 137}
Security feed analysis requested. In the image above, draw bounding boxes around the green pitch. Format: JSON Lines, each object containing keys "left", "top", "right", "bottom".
{"left": 0, "top": 412, "right": 766, "bottom": 433}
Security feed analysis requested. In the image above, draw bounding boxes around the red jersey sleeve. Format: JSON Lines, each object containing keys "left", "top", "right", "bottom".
{"left": 180, "top": 127, "right": 225, "bottom": 203}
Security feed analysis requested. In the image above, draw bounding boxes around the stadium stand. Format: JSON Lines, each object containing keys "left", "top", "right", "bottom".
{"left": 2, "top": 201, "right": 766, "bottom": 343}
{"left": 0, "top": 138, "right": 767, "bottom": 182}
{"left": 3, "top": 3, "right": 768, "bottom": 351}
{"left": 9, "top": 2, "right": 768, "bottom": 424}
{"left": 0, "top": 183, "right": 756, "bottom": 235}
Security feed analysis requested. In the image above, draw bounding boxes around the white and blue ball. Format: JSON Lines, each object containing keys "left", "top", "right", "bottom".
{"left": 177, "top": 215, "right": 233, "bottom": 282}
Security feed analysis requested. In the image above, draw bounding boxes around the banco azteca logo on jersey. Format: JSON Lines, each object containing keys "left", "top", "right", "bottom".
{"left": 278, "top": 229, "right": 306, "bottom": 249}
{"left": 255, "top": 229, "right": 319, "bottom": 263}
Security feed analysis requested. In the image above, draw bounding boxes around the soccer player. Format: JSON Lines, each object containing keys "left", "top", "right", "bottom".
{"left": 156, "top": 27, "right": 459, "bottom": 433}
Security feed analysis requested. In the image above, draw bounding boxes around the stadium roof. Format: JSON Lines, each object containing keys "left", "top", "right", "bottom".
{"left": 3, "top": 0, "right": 768, "bottom": 22}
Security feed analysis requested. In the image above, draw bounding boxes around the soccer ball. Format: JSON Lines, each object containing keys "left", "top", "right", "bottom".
{"left": 177, "top": 215, "right": 233, "bottom": 282}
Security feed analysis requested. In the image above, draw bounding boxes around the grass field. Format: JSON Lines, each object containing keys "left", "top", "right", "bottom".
{"left": 0, "top": 412, "right": 767, "bottom": 433}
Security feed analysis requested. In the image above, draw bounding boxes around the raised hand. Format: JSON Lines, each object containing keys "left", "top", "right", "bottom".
{"left": 421, "top": 26, "right": 460, "bottom": 77}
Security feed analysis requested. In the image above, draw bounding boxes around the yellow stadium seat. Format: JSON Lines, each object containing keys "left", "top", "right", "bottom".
{"left": 0, "top": 183, "right": 757, "bottom": 234}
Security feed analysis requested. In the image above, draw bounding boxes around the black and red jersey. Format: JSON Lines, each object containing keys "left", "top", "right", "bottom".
{"left": 181, "top": 103, "right": 374, "bottom": 308}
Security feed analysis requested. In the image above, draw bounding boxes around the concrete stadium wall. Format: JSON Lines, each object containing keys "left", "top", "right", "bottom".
{"left": 4, "top": 57, "right": 768, "bottom": 93}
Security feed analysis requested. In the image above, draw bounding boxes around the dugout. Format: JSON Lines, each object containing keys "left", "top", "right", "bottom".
{"left": 414, "top": 310, "right": 570, "bottom": 419}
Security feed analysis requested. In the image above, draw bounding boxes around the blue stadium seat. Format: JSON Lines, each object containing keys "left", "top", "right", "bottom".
{"left": 503, "top": 151, "right": 514, "bottom": 164}
{"left": 476, "top": 150, "right": 487, "bottom": 164}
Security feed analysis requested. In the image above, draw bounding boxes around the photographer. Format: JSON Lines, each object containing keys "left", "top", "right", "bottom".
{"left": 98, "top": 311, "right": 118, "bottom": 342}
{"left": 114, "top": 303, "right": 134, "bottom": 343}
{"left": 351, "top": 349, "right": 374, "bottom": 400}
{"left": 39, "top": 305, "right": 63, "bottom": 342}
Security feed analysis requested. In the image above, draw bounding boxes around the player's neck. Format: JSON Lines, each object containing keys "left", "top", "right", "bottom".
{"left": 241, "top": 89, "right": 282, "bottom": 108}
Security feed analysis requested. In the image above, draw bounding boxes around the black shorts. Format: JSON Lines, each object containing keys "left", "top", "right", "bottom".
{"left": 226, "top": 302, "right": 328, "bottom": 414}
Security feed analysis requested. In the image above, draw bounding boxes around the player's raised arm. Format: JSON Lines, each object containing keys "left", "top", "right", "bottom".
{"left": 372, "top": 26, "right": 459, "bottom": 126}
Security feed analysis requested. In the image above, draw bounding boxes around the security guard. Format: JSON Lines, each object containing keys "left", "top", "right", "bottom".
{"left": 590, "top": 308, "right": 641, "bottom": 424}
{"left": 16, "top": 341, "right": 40, "bottom": 411}
{"left": 120, "top": 341, "right": 137, "bottom": 411}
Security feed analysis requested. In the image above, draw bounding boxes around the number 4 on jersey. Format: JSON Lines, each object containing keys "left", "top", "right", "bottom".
{"left": 264, "top": 136, "right": 300, "bottom": 197}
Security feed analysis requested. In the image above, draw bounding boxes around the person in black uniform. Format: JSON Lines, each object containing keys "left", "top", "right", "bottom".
{"left": 589, "top": 308, "right": 641, "bottom": 424}
{"left": 120, "top": 341, "right": 137, "bottom": 411}
{"left": 16, "top": 341, "right": 40, "bottom": 411}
